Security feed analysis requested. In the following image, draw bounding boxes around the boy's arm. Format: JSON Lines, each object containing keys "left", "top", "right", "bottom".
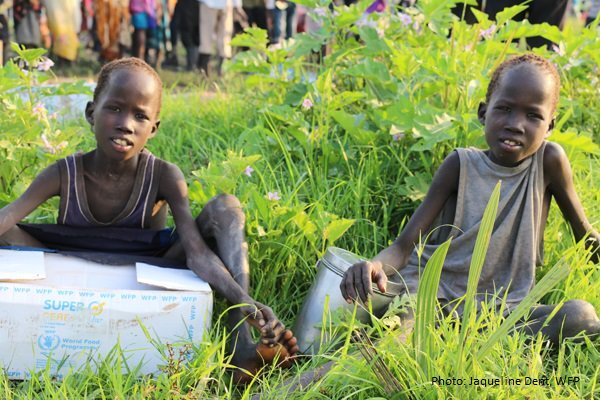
{"left": 159, "top": 163, "right": 282, "bottom": 337}
{"left": 0, "top": 164, "right": 60, "bottom": 236}
{"left": 544, "top": 142, "right": 599, "bottom": 261}
{"left": 341, "top": 151, "right": 460, "bottom": 303}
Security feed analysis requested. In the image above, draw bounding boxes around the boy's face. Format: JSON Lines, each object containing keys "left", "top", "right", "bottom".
{"left": 478, "top": 65, "right": 555, "bottom": 167}
{"left": 85, "top": 68, "right": 160, "bottom": 161}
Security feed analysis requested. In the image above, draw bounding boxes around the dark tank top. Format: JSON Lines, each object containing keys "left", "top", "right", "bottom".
{"left": 57, "top": 150, "right": 163, "bottom": 228}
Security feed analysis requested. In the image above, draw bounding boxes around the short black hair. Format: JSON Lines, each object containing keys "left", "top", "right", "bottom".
{"left": 485, "top": 53, "right": 560, "bottom": 113}
{"left": 94, "top": 57, "right": 163, "bottom": 116}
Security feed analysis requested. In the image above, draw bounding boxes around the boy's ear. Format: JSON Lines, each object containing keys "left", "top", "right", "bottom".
{"left": 546, "top": 117, "right": 555, "bottom": 137}
{"left": 150, "top": 120, "right": 160, "bottom": 137}
{"left": 85, "top": 101, "right": 95, "bottom": 125}
{"left": 477, "top": 102, "right": 487, "bottom": 125}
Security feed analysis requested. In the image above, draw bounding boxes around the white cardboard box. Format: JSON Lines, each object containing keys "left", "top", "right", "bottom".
{"left": 0, "top": 250, "right": 213, "bottom": 379}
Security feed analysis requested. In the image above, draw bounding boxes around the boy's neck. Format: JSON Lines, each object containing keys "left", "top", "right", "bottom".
{"left": 85, "top": 149, "right": 142, "bottom": 178}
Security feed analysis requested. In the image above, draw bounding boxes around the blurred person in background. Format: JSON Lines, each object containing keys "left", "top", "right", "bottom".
{"left": 271, "top": 0, "right": 295, "bottom": 44}
{"left": 130, "top": 0, "right": 157, "bottom": 60}
{"left": 0, "top": 0, "right": 10, "bottom": 65}
{"left": 43, "top": 0, "right": 81, "bottom": 65}
{"left": 581, "top": 0, "right": 600, "bottom": 25}
{"left": 173, "top": 0, "right": 200, "bottom": 70}
{"left": 13, "top": 0, "right": 42, "bottom": 49}
{"left": 198, "top": 0, "right": 247, "bottom": 76}
{"left": 94, "top": 0, "right": 130, "bottom": 61}
{"left": 242, "top": 0, "right": 267, "bottom": 31}
{"left": 161, "top": 0, "right": 180, "bottom": 68}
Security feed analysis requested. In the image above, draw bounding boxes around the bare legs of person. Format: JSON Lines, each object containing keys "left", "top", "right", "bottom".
{"left": 132, "top": 28, "right": 146, "bottom": 59}
{"left": 163, "top": 194, "right": 299, "bottom": 383}
{"left": 517, "top": 300, "right": 600, "bottom": 345}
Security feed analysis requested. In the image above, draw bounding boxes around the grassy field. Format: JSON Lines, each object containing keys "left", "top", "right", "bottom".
{"left": 1, "top": 1, "right": 599, "bottom": 398}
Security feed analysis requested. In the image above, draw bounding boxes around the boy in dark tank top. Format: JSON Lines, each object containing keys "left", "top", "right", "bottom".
{"left": 0, "top": 57, "right": 297, "bottom": 383}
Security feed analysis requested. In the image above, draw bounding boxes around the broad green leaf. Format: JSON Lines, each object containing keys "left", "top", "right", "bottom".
{"left": 323, "top": 218, "right": 355, "bottom": 244}
{"left": 494, "top": 4, "right": 529, "bottom": 26}
{"left": 230, "top": 27, "right": 269, "bottom": 51}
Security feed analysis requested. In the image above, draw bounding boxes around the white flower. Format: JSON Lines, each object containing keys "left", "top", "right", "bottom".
{"left": 37, "top": 58, "right": 55, "bottom": 71}
{"left": 244, "top": 166, "right": 254, "bottom": 177}
{"left": 399, "top": 12, "right": 412, "bottom": 27}
{"left": 32, "top": 102, "right": 47, "bottom": 120}
{"left": 313, "top": 7, "right": 327, "bottom": 17}
{"left": 479, "top": 24, "right": 496, "bottom": 40}
{"left": 267, "top": 191, "right": 281, "bottom": 201}
{"left": 302, "top": 98, "right": 313, "bottom": 110}
{"left": 551, "top": 43, "right": 566, "bottom": 56}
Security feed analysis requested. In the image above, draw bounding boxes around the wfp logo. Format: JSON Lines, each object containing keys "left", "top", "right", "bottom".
{"left": 38, "top": 334, "right": 60, "bottom": 351}
{"left": 88, "top": 301, "right": 106, "bottom": 316}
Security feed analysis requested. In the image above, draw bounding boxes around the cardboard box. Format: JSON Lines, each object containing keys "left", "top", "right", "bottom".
{"left": 0, "top": 250, "right": 213, "bottom": 379}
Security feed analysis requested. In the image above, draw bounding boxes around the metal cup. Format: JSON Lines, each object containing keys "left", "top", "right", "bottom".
{"left": 293, "top": 247, "right": 403, "bottom": 354}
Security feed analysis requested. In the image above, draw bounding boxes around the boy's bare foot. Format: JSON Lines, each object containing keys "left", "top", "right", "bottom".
{"left": 233, "top": 329, "right": 299, "bottom": 384}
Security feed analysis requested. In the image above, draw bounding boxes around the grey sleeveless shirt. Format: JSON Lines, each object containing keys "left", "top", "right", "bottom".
{"left": 394, "top": 142, "right": 547, "bottom": 312}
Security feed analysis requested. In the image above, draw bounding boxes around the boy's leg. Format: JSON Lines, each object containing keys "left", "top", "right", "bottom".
{"left": 162, "top": 194, "right": 297, "bottom": 382}
{"left": 196, "top": 194, "right": 253, "bottom": 348}
{"left": 518, "top": 300, "right": 600, "bottom": 345}
{"left": 0, "top": 225, "right": 46, "bottom": 248}
{"left": 162, "top": 195, "right": 252, "bottom": 341}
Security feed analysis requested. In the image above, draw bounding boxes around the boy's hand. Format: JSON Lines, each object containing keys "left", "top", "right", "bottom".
{"left": 240, "top": 300, "right": 285, "bottom": 346}
{"left": 340, "top": 260, "right": 387, "bottom": 304}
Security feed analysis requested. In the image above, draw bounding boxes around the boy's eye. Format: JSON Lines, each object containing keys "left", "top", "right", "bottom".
{"left": 527, "top": 112, "right": 543, "bottom": 120}
{"left": 495, "top": 105, "right": 510, "bottom": 112}
{"left": 107, "top": 105, "right": 120, "bottom": 112}
{"left": 136, "top": 113, "right": 149, "bottom": 120}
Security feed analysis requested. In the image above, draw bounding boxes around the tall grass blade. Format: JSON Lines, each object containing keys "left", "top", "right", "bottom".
{"left": 457, "top": 181, "right": 501, "bottom": 372}
{"left": 414, "top": 238, "right": 452, "bottom": 378}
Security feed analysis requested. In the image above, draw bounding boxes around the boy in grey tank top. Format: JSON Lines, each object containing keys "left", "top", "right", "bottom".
{"left": 0, "top": 58, "right": 298, "bottom": 383}
{"left": 341, "top": 54, "right": 599, "bottom": 346}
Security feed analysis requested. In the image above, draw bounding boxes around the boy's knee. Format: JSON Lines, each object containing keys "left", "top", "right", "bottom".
{"left": 205, "top": 194, "right": 245, "bottom": 225}
{"left": 555, "top": 300, "right": 600, "bottom": 339}
{"left": 213, "top": 193, "right": 242, "bottom": 209}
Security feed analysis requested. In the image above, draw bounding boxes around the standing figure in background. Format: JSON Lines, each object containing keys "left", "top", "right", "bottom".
{"left": 582, "top": 0, "right": 600, "bottom": 25}
{"left": 243, "top": 0, "right": 267, "bottom": 30}
{"left": 0, "top": 0, "right": 11, "bottom": 65}
{"left": 172, "top": 0, "right": 199, "bottom": 71}
{"left": 271, "top": 0, "right": 295, "bottom": 45}
{"left": 198, "top": 0, "right": 247, "bottom": 76}
{"left": 129, "top": 0, "right": 157, "bottom": 60}
{"left": 145, "top": 0, "right": 164, "bottom": 67}
{"left": 43, "top": 0, "right": 81, "bottom": 65}
{"left": 94, "top": 0, "right": 130, "bottom": 61}
{"left": 161, "top": 0, "right": 180, "bottom": 69}
{"left": 13, "top": 0, "right": 42, "bottom": 50}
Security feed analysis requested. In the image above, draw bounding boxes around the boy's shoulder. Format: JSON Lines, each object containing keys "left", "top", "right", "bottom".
{"left": 541, "top": 140, "right": 566, "bottom": 163}
{"left": 542, "top": 140, "right": 571, "bottom": 183}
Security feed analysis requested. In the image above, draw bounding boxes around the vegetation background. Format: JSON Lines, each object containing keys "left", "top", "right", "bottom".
{"left": 0, "top": 0, "right": 598, "bottom": 398}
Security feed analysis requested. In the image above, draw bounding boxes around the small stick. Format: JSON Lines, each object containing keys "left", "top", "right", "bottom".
{"left": 352, "top": 329, "right": 403, "bottom": 394}
{"left": 358, "top": 328, "right": 403, "bottom": 392}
